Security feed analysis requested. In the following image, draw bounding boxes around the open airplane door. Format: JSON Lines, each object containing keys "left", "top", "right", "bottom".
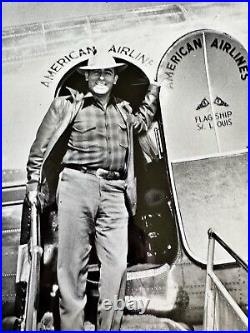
{"left": 3, "top": 23, "right": 247, "bottom": 328}
{"left": 157, "top": 29, "right": 248, "bottom": 265}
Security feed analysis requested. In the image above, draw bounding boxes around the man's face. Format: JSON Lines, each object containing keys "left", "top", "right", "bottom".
{"left": 85, "top": 68, "right": 118, "bottom": 96}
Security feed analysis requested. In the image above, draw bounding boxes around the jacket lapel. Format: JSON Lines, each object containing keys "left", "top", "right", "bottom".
{"left": 40, "top": 95, "right": 84, "bottom": 180}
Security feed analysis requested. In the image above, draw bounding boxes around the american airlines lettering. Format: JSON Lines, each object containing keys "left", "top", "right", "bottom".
{"left": 163, "top": 38, "right": 203, "bottom": 89}
{"left": 41, "top": 45, "right": 153, "bottom": 88}
{"left": 210, "top": 38, "right": 248, "bottom": 80}
{"left": 41, "top": 46, "right": 96, "bottom": 87}
{"left": 163, "top": 36, "right": 248, "bottom": 90}
{"left": 108, "top": 45, "right": 154, "bottom": 66}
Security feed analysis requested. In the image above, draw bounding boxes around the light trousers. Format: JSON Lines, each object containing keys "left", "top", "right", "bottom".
{"left": 56, "top": 167, "right": 128, "bottom": 330}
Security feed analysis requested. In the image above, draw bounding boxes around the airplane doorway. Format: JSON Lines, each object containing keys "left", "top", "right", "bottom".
{"left": 55, "top": 58, "right": 179, "bottom": 269}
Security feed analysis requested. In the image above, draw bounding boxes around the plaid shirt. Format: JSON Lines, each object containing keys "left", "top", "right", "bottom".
{"left": 62, "top": 95, "right": 129, "bottom": 172}
{"left": 26, "top": 84, "right": 159, "bottom": 192}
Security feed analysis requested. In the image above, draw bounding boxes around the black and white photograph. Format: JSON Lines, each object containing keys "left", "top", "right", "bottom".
{"left": 2, "top": 2, "right": 248, "bottom": 331}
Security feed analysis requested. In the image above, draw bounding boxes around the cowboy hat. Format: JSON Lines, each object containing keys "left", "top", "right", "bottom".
{"left": 78, "top": 52, "right": 127, "bottom": 72}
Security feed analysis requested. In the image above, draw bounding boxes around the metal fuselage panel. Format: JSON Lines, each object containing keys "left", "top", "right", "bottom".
{"left": 2, "top": 2, "right": 248, "bottom": 327}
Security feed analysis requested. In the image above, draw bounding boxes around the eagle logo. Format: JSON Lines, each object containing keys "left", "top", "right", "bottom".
{"left": 214, "top": 96, "right": 229, "bottom": 107}
{"left": 196, "top": 98, "right": 210, "bottom": 110}
{"left": 196, "top": 96, "right": 229, "bottom": 110}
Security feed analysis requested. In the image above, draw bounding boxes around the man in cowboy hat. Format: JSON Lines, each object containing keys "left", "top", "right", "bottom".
{"left": 26, "top": 51, "right": 160, "bottom": 330}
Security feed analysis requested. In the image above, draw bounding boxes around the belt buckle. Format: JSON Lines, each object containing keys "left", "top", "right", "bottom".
{"left": 106, "top": 171, "right": 114, "bottom": 180}
{"left": 96, "top": 169, "right": 119, "bottom": 180}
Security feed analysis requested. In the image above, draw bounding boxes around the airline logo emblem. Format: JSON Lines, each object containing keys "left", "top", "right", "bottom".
{"left": 196, "top": 98, "right": 209, "bottom": 110}
{"left": 214, "top": 96, "right": 229, "bottom": 107}
{"left": 196, "top": 96, "right": 229, "bottom": 110}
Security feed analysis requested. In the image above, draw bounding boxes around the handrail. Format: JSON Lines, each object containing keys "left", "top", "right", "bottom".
{"left": 208, "top": 270, "right": 248, "bottom": 325}
{"left": 23, "top": 204, "right": 43, "bottom": 331}
{"left": 208, "top": 228, "right": 248, "bottom": 272}
{"left": 203, "top": 228, "right": 248, "bottom": 330}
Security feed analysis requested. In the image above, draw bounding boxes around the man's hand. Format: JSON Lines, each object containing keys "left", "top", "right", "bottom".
{"left": 130, "top": 114, "right": 144, "bottom": 133}
{"left": 150, "top": 79, "right": 162, "bottom": 87}
{"left": 132, "top": 117, "right": 141, "bottom": 131}
{"left": 27, "top": 190, "right": 38, "bottom": 206}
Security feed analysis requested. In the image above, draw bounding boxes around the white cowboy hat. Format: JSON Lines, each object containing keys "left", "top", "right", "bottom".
{"left": 78, "top": 52, "right": 127, "bottom": 72}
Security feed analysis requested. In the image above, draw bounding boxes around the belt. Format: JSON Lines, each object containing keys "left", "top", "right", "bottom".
{"left": 65, "top": 164, "right": 121, "bottom": 180}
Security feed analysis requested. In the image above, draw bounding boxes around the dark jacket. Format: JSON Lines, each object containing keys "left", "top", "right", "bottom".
{"left": 26, "top": 85, "right": 159, "bottom": 216}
